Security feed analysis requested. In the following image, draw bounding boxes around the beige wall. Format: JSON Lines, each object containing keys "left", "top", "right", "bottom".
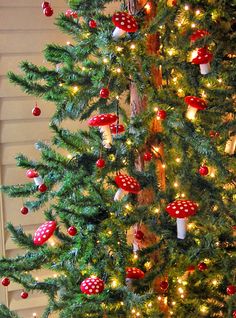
{"left": 0, "top": 1, "right": 68, "bottom": 317}
{"left": 0, "top": 1, "right": 120, "bottom": 317}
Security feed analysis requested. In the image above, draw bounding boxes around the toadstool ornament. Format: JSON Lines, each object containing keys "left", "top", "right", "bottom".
{"left": 33, "top": 221, "right": 57, "bottom": 246}
{"left": 112, "top": 12, "right": 138, "bottom": 40}
{"left": 114, "top": 173, "right": 141, "bottom": 201}
{"left": 190, "top": 29, "right": 210, "bottom": 43}
{"left": 80, "top": 277, "right": 104, "bottom": 295}
{"left": 184, "top": 96, "right": 207, "bottom": 120}
{"left": 110, "top": 124, "right": 125, "bottom": 135}
{"left": 126, "top": 267, "right": 144, "bottom": 279}
{"left": 191, "top": 47, "right": 213, "bottom": 75}
{"left": 88, "top": 113, "right": 118, "bottom": 149}
{"left": 26, "top": 169, "right": 44, "bottom": 187}
{"left": 166, "top": 200, "right": 198, "bottom": 239}
{"left": 233, "top": 310, "right": 236, "bottom": 318}
{"left": 197, "top": 262, "right": 208, "bottom": 271}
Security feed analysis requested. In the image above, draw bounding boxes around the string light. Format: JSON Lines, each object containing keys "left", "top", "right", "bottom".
{"left": 184, "top": 4, "right": 190, "bottom": 10}
{"left": 174, "top": 182, "right": 179, "bottom": 188}
{"left": 172, "top": 301, "right": 176, "bottom": 306}
{"left": 181, "top": 193, "right": 185, "bottom": 197}
{"left": 218, "top": 78, "right": 222, "bottom": 83}
{"left": 108, "top": 230, "right": 112, "bottom": 235}
{"left": 175, "top": 158, "right": 181, "bottom": 163}
{"left": 144, "top": 2, "right": 151, "bottom": 14}
{"left": 191, "top": 23, "right": 196, "bottom": 28}
{"left": 73, "top": 86, "right": 79, "bottom": 93}
{"left": 162, "top": 164, "right": 166, "bottom": 168}
{"left": 116, "top": 46, "right": 123, "bottom": 52}
{"left": 130, "top": 43, "right": 136, "bottom": 50}
{"left": 111, "top": 279, "right": 118, "bottom": 288}
{"left": 195, "top": 9, "right": 201, "bottom": 15}
{"left": 66, "top": 41, "right": 71, "bottom": 45}
{"left": 116, "top": 68, "right": 122, "bottom": 73}
{"left": 67, "top": 154, "right": 73, "bottom": 159}
{"left": 206, "top": 83, "right": 211, "bottom": 87}
{"left": 103, "top": 58, "right": 109, "bottom": 64}
{"left": 131, "top": 309, "right": 136, "bottom": 314}
{"left": 148, "top": 302, "right": 152, "bottom": 307}
{"left": 59, "top": 83, "right": 63, "bottom": 87}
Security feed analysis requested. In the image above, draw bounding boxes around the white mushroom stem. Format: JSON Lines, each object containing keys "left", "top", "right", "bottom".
{"left": 125, "top": 278, "right": 133, "bottom": 290}
{"left": 199, "top": 63, "right": 210, "bottom": 75}
{"left": 114, "top": 188, "right": 126, "bottom": 201}
{"left": 33, "top": 176, "right": 44, "bottom": 186}
{"left": 99, "top": 126, "right": 112, "bottom": 149}
{"left": 186, "top": 106, "right": 198, "bottom": 120}
{"left": 112, "top": 27, "right": 126, "bottom": 40}
{"left": 176, "top": 218, "right": 187, "bottom": 239}
{"left": 225, "top": 135, "right": 236, "bottom": 155}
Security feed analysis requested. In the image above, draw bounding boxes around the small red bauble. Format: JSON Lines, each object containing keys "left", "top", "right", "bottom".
{"left": 21, "top": 291, "right": 28, "bottom": 299}
{"left": 99, "top": 88, "right": 110, "bottom": 99}
{"left": 134, "top": 230, "right": 144, "bottom": 240}
{"left": 89, "top": 20, "right": 97, "bottom": 28}
{"left": 38, "top": 184, "right": 47, "bottom": 192}
{"left": 43, "top": 6, "right": 53, "bottom": 17}
{"left": 96, "top": 159, "right": 105, "bottom": 168}
{"left": 226, "top": 285, "right": 236, "bottom": 295}
{"left": 1, "top": 277, "right": 10, "bottom": 287}
{"left": 198, "top": 262, "right": 208, "bottom": 271}
{"left": 68, "top": 226, "right": 77, "bottom": 236}
{"left": 21, "top": 206, "right": 29, "bottom": 215}
{"left": 157, "top": 110, "right": 167, "bottom": 120}
{"left": 233, "top": 310, "right": 236, "bottom": 318}
{"left": 209, "top": 130, "right": 220, "bottom": 138}
{"left": 32, "top": 105, "right": 41, "bottom": 116}
{"left": 42, "top": 1, "right": 50, "bottom": 9}
{"left": 199, "top": 165, "right": 209, "bottom": 176}
{"left": 143, "top": 152, "right": 153, "bottom": 161}
{"left": 160, "top": 281, "right": 169, "bottom": 291}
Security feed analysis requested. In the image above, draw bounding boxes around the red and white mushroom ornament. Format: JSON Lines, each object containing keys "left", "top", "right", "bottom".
{"left": 126, "top": 267, "right": 144, "bottom": 280}
{"left": 110, "top": 123, "right": 125, "bottom": 135}
{"left": 184, "top": 96, "right": 207, "bottom": 120}
{"left": 114, "top": 173, "right": 141, "bottom": 201}
{"left": 88, "top": 113, "right": 118, "bottom": 149}
{"left": 112, "top": 12, "right": 138, "bottom": 40}
{"left": 80, "top": 277, "right": 104, "bottom": 295}
{"left": 166, "top": 200, "right": 198, "bottom": 239}
{"left": 33, "top": 221, "right": 57, "bottom": 246}
{"left": 190, "top": 29, "right": 209, "bottom": 43}
{"left": 26, "top": 169, "right": 44, "bottom": 186}
{"left": 191, "top": 47, "right": 213, "bottom": 75}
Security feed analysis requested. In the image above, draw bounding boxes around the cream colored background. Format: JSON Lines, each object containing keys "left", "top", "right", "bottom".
{"left": 0, "top": 1, "right": 118, "bottom": 317}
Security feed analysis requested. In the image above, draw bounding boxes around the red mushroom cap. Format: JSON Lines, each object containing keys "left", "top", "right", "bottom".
{"left": 112, "top": 12, "right": 138, "bottom": 33}
{"left": 88, "top": 114, "right": 118, "bottom": 127}
{"left": 115, "top": 173, "right": 141, "bottom": 194}
{"left": 192, "top": 48, "right": 213, "bottom": 64}
{"left": 126, "top": 267, "right": 144, "bottom": 279}
{"left": 33, "top": 221, "right": 57, "bottom": 246}
{"left": 184, "top": 96, "right": 207, "bottom": 110}
{"left": 110, "top": 124, "right": 125, "bottom": 134}
{"left": 26, "top": 169, "right": 39, "bottom": 178}
{"left": 80, "top": 277, "right": 104, "bottom": 295}
{"left": 166, "top": 200, "right": 198, "bottom": 218}
{"left": 190, "top": 29, "right": 210, "bottom": 42}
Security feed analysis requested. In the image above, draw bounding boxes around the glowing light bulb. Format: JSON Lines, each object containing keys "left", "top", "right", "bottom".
{"left": 120, "top": 302, "right": 124, "bottom": 306}
{"left": 178, "top": 287, "right": 184, "bottom": 294}
{"left": 181, "top": 193, "right": 185, "bottom": 197}
{"left": 131, "top": 309, "right": 136, "bottom": 314}
{"left": 73, "top": 86, "right": 79, "bottom": 93}
{"left": 108, "top": 230, "right": 112, "bottom": 235}
{"left": 133, "top": 254, "right": 138, "bottom": 260}
{"left": 154, "top": 208, "right": 160, "bottom": 213}
{"left": 116, "top": 68, "right": 122, "bottom": 73}
{"left": 207, "top": 83, "right": 211, "bottom": 87}
{"left": 176, "top": 158, "right": 181, "bottom": 163}
{"left": 212, "top": 279, "right": 218, "bottom": 286}
{"left": 130, "top": 44, "right": 136, "bottom": 50}
{"left": 195, "top": 9, "right": 201, "bottom": 15}
{"left": 116, "top": 46, "right": 123, "bottom": 52}
{"left": 148, "top": 302, "right": 152, "bottom": 307}
{"left": 111, "top": 279, "right": 118, "bottom": 288}
{"left": 174, "top": 182, "right": 179, "bottom": 188}
{"left": 144, "top": 2, "right": 151, "bottom": 13}
{"left": 66, "top": 41, "right": 71, "bottom": 45}
{"left": 172, "top": 301, "right": 176, "bottom": 306}
{"left": 184, "top": 4, "right": 190, "bottom": 10}
{"left": 218, "top": 78, "right": 222, "bottom": 83}
{"left": 103, "top": 58, "right": 108, "bottom": 64}
{"left": 59, "top": 83, "right": 63, "bottom": 87}
{"left": 191, "top": 23, "right": 196, "bottom": 28}
{"left": 158, "top": 296, "right": 162, "bottom": 301}
{"left": 162, "top": 164, "right": 166, "bottom": 168}
{"left": 67, "top": 154, "right": 73, "bottom": 159}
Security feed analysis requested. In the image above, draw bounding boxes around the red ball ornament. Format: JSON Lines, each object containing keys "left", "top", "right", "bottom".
{"left": 43, "top": 6, "right": 53, "bottom": 17}
{"left": 96, "top": 159, "right": 105, "bottom": 168}
{"left": 38, "top": 184, "right": 47, "bottom": 193}
{"left": 68, "top": 226, "right": 77, "bottom": 236}
{"left": 143, "top": 152, "right": 153, "bottom": 161}
{"left": 227, "top": 285, "right": 236, "bottom": 295}
{"left": 42, "top": 1, "right": 50, "bottom": 9}
{"left": 134, "top": 230, "right": 144, "bottom": 240}
{"left": 21, "top": 291, "right": 28, "bottom": 299}
{"left": 32, "top": 105, "right": 41, "bottom": 116}
{"left": 157, "top": 110, "right": 167, "bottom": 120}
{"left": 199, "top": 165, "right": 209, "bottom": 176}
{"left": 209, "top": 130, "right": 220, "bottom": 138}
{"left": 160, "top": 281, "right": 169, "bottom": 291}
{"left": 1, "top": 277, "right": 10, "bottom": 287}
{"left": 89, "top": 20, "right": 97, "bottom": 28}
{"left": 99, "top": 88, "right": 110, "bottom": 99}
{"left": 233, "top": 310, "right": 236, "bottom": 318}
{"left": 21, "top": 206, "right": 29, "bottom": 215}
{"left": 198, "top": 262, "right": 208, "bottom": 271}
{"left": 80, "top": 277, "right": 104, "bottom": 295}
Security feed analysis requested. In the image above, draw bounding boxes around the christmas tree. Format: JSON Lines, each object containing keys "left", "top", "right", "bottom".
{"left": 1, "top": 0, "right": 236, "bottom": 317}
